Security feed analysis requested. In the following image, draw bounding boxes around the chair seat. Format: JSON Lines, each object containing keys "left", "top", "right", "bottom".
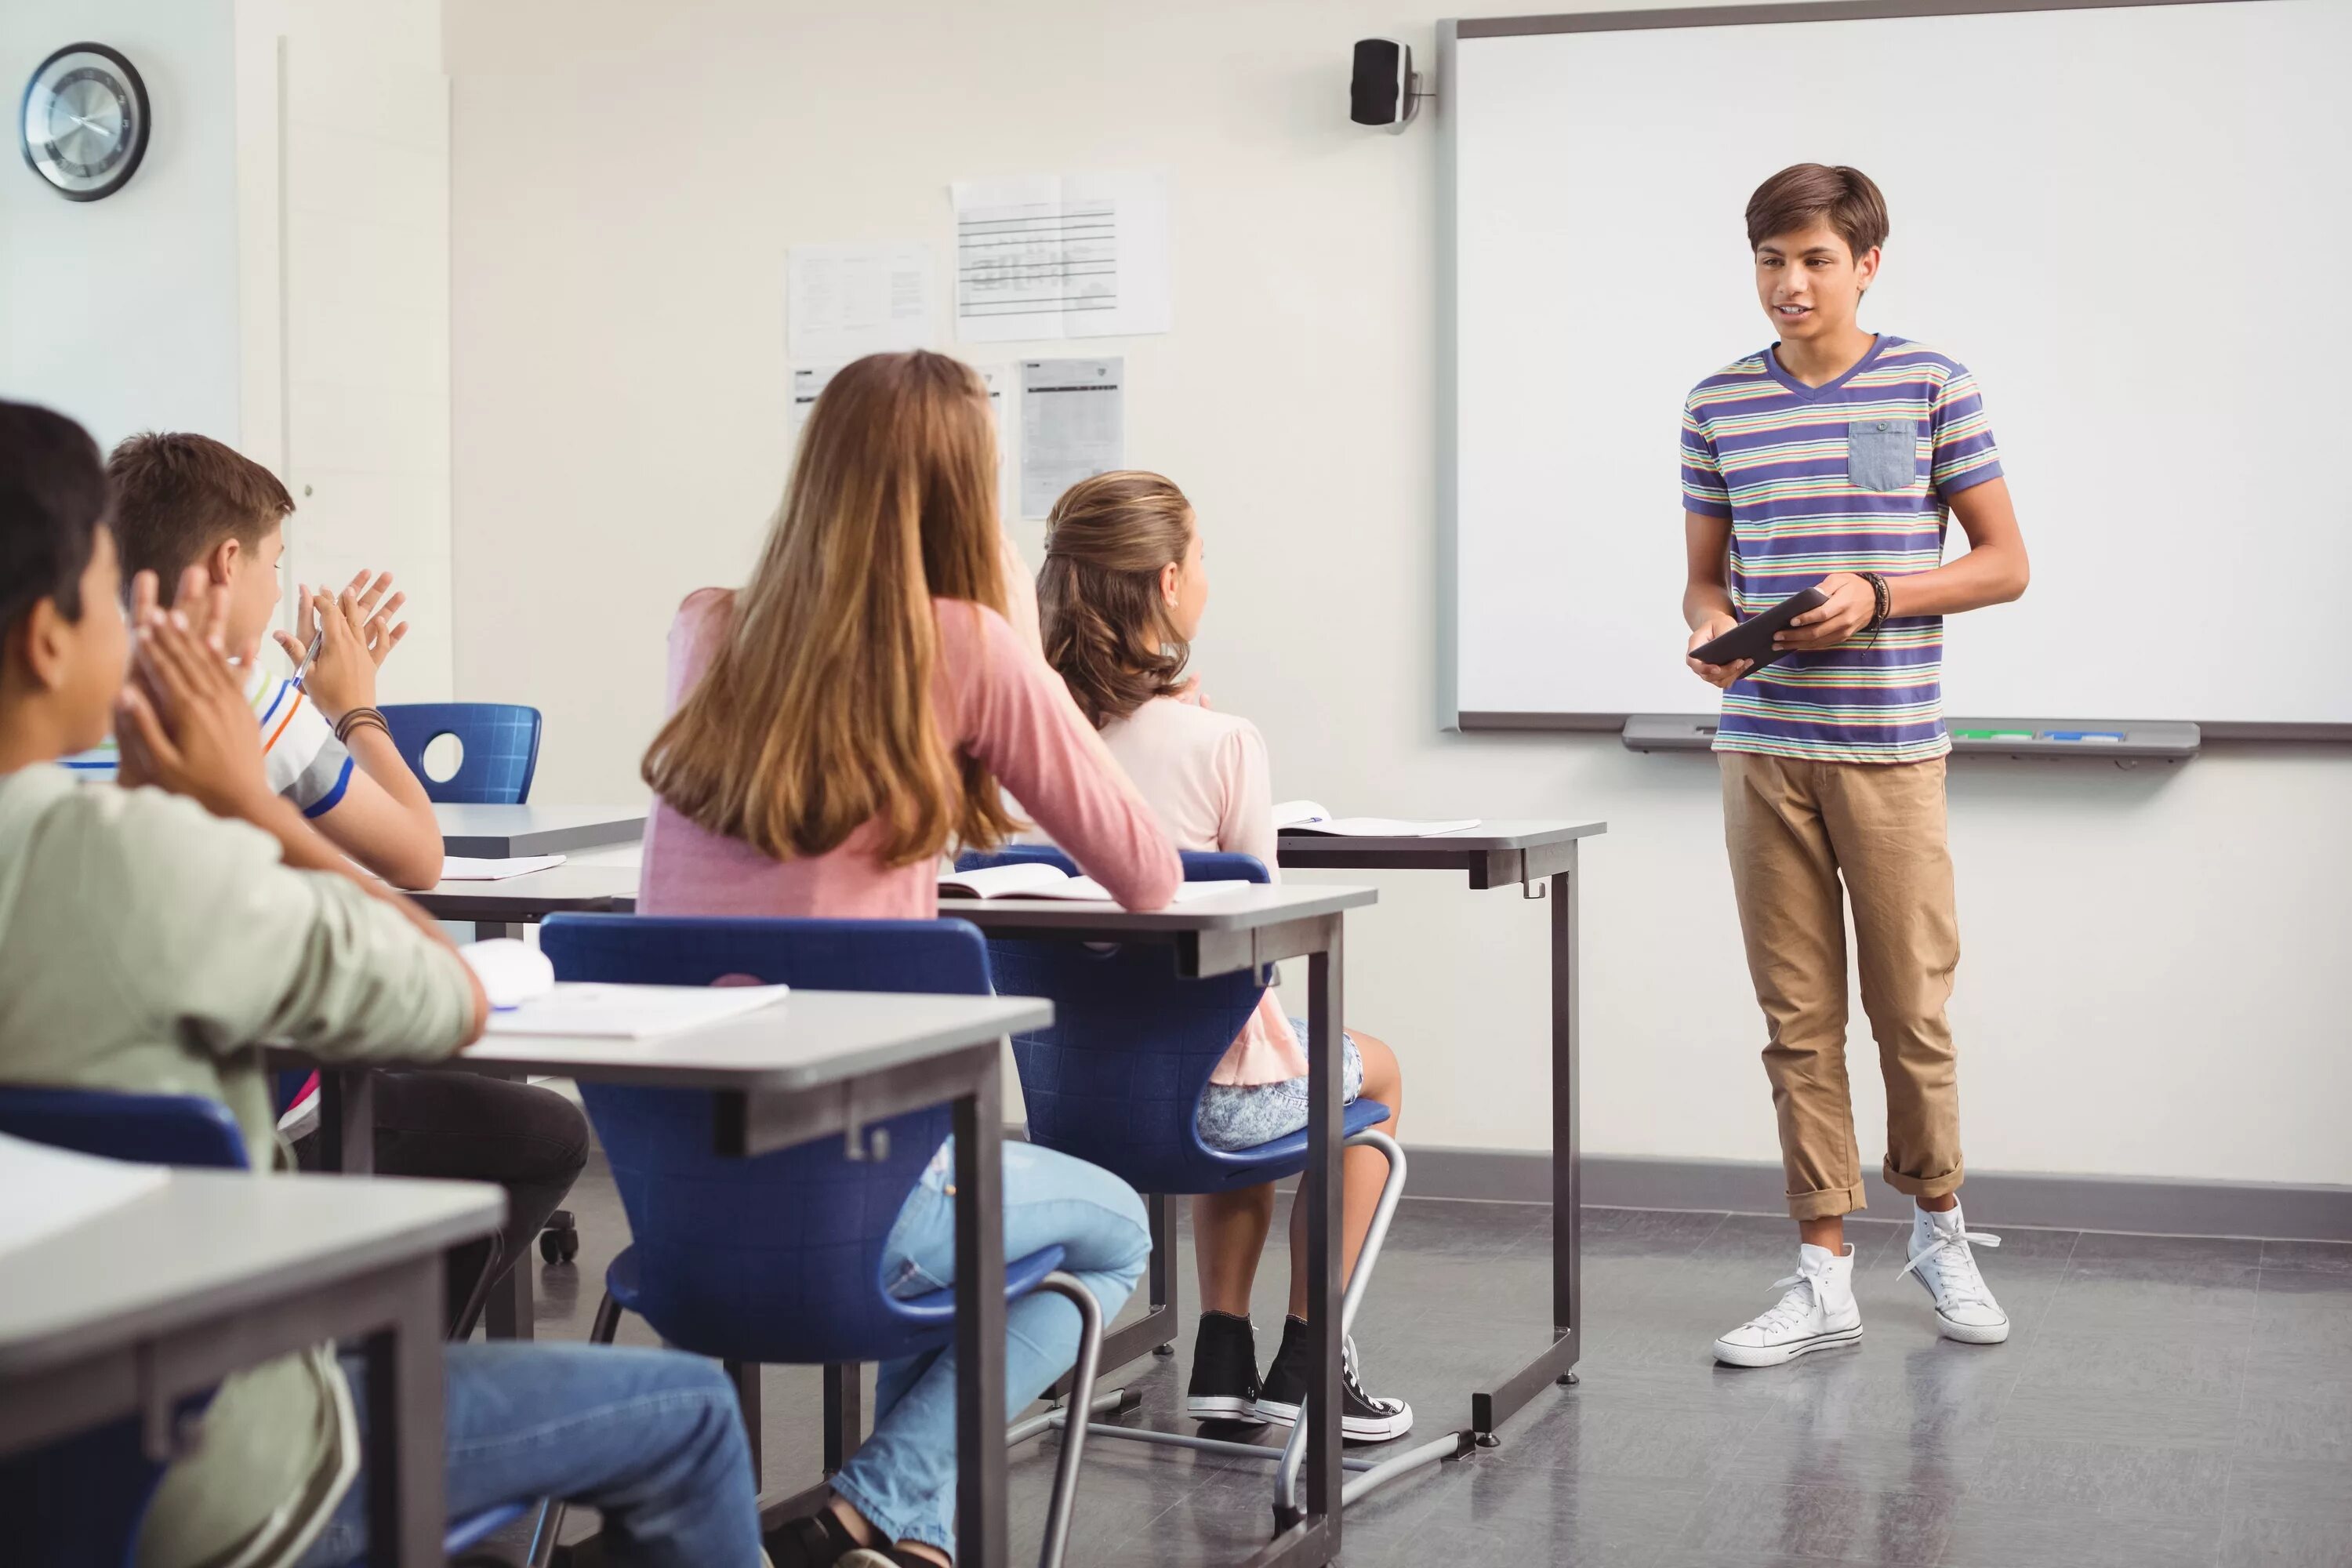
{"left": 604, "top": 1242, "right": 1071, "bottom": 1341}
{"left": 1196, "top": 1098, "right": 1392, "bottom": 1180}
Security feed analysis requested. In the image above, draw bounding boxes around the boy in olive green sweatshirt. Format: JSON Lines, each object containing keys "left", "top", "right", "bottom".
{"left": 0, "top": 399, "right": 765, "bottom": 1568}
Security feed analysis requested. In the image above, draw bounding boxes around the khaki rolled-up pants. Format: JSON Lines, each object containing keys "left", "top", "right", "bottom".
{"left": 1721, "top": 752, "right": 1965, "bottom": 1221}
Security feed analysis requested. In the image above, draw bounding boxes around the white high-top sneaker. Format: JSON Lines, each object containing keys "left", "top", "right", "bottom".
{"left": 1900, "top": 1201, "right": 2009, "bottom": 1344}
{"left": 1712, "top": 1242, "right": 1864, "bottom": 1367}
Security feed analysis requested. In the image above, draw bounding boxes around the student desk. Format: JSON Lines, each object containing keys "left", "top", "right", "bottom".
{"left": 412, "top": 861, "right": 639, "bottom": 931}
{"left": 0, "top": 1169, "right": 503, "bottom": 1568}
{"left": 1275, "top": 820, "right": 1607, "bottom": 1443}
{"left": 296, "top": 988, "right": 1051, "bottom": 1568}
{"left": 433, "top": 803, "right": 645, "bottom": 858}
{"left": 947, "top": 884, "right": 1376, "bottom": 1568}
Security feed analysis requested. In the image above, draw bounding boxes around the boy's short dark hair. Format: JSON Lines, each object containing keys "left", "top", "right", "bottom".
{"left": 107, "top": 431, "right": 294, "bottom": 606}
{"left": 0, "top": 400, "right": 109, "bottom": 649}
{"left": 1745, "top": 164, "right": 1889, "bottom": 259}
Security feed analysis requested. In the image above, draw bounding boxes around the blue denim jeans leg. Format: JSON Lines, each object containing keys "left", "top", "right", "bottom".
{"left": 828, "top": 1138, "right": 1150, "bottom": 1555}
{"left": 294, "top": 1341, "right": 758, "bottom": 1568}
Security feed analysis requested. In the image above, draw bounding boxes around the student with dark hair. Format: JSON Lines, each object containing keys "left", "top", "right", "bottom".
{"left": 1037, "top": 470, "right": 1414, "bottom": 1443}
{"left": 0, "top": 398, "right": 764, "bottom": 1568}
{"left": 1679, "top": 165, "right": 2032, "bottom": 1366}
{"left": 69, "top": 430, "right": 590, "bottom": 1333}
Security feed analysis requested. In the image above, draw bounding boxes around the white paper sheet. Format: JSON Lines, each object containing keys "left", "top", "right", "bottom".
{"left": 1279, "top": 818, "right": 1483, "bottom": 838}
{"left": 0, "top": 1131, "right": 169, "bottom": 1259}
{"left": 951, "top": 172, "right": 1171, "bottom": 343}
{"left": 485, "top": 982, "right": 793, "bottom": 1040}
{"left": 786, "top": 242, "right": 937, "bottom": 365}
{"left": 1019, "top": 358, "right": 1123, "bottom": 519}
{"left": 441, "top": 854, "right": 567, "bottom": 881}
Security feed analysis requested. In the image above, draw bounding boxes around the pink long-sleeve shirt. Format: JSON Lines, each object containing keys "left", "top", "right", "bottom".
{"left": 639, "top": 588, "right": 1181, "bottom": 921}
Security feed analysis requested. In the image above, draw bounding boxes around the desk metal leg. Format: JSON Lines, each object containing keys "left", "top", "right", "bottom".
{"left": 953, "top": 1065, "right": 1008, "bottom": 1568}
{"left": 822, "top": 1362, "right": 862, "bottom": 1474}
{"left": 364, "top": 1256, "right": 447, "bottom": 1568}
{"left": 1468, "top": 848, "right": 1582, "bottom": 1439}
{"left": 320, "top": 1069, "right": 376, "bottom": 1175}
{"left": 485, "top": 1262, "right": 535, "bottom": 1342}
{"left": 1254, "top": 923, "right": 1344, "bottom": 1566}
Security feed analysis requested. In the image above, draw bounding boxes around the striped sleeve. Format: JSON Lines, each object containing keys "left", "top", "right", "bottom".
{"left": 1680, "top": 396, "right": 1732, "bottom": 517}
{"left": 1929, "top": 365, "right": 2002, "bottom": 498}
{"left": 251, "top": 674, "right": 357, "bottom": 816}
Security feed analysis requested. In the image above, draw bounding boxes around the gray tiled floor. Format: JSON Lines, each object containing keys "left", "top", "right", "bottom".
{"left": 514, "top": 1167, "right": 2352, "bottom": 1566}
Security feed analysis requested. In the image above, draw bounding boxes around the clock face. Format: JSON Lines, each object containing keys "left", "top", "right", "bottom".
{"left": 20, "top": 43, "right": 150, "bottom": 201}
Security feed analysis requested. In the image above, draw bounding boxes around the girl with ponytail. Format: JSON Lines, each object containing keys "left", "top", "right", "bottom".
{"left": 1039, "top": 470, "right": 1416, "bottom": 1445}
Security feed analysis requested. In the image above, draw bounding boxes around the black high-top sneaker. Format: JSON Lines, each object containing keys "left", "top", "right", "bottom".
{"left": 1252, "top": 1315, "right": 1414, "bottom": 1442}
{"left": 1185, "top": 1309, "right": 1267, "bottom": 1423}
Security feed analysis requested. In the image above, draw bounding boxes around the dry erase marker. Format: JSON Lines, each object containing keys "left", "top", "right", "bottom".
{"left": 2038, "top": 731, "right": 2125, "bottom": 742}
{"left": 1952, "top": 728, "right": 2034, "bottom": 741}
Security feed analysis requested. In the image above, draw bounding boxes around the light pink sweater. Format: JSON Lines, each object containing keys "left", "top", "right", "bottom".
{"left": 640, "top": 588, "right": 1181, "bottom": 921}
{"left": 1094, "top": 692, "right": 1307, "bottom": 1087}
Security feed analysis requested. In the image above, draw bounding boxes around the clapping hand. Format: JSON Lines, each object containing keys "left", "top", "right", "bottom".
{"left": 271, "top": 569, "right": 408, "bottom": 720}
{"left": 115, "top": 568, "right": 274, "bottom": 819}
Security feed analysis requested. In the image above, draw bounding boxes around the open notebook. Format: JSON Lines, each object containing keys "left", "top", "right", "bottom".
{"left": 939, "top": 863, "right": 1250, "bottom": 902}
{"left": 1272, "top": 800, "right": 1481, "bottom": 838}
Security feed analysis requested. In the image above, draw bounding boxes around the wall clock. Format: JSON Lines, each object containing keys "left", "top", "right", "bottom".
{"left": 20, "top": 43, "right": 150, "bottom": 201}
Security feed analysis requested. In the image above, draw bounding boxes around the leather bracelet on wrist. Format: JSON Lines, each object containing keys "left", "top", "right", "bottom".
{"left": 334, "top": 706, "right": 389, "bottom": 745}
{"left": 1860, "top": 572, "right": 1891, "bottom": 632}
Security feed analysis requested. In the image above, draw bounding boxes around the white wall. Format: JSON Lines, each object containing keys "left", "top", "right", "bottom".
{"left": 0, "top": 0, "right": 241, "bottom": 450}
{"left": 444, "top": 0, "right": 2352, "bottom": 1189}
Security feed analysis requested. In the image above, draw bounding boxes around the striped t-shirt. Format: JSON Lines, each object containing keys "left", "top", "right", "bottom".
{"left": 1680, "top": 334, "right": 2002, "bottom": 764}
{"left": 67, "top": 662, "right": 356, "bottom": 816}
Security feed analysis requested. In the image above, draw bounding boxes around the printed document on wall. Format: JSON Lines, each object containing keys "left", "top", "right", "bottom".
{"left": 1020, "top": 358, "right": 1123, "bottom": 518}
{"left": 952, "top": 173, "right": 1171, "bottom": 342}
{"left": 786, "top": 242, "right": 936, "bottom": 364}
{"left": 789, "top": 365, "right": 840, "bottom": 440}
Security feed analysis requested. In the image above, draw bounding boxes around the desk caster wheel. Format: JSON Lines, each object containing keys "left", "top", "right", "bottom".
{"left": 539, "top": 1209, "right": 579, "bottom": 1265}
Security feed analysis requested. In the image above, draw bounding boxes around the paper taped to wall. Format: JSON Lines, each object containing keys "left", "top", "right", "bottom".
{"left": 786, "top": 242, "right": 936, "bottom": 364}
{"left": 1020, "top": 358, "right": 1123, "bottom": 519}
{"left": 951, "top": 172, "right": 1171, "bottom": 342}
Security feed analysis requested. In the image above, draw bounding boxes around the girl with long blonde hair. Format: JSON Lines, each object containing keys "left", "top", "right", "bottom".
{"left": 1039, "top": 470, "right": 1414, "bottom": 1444}
{"left": 639, "top": 351, "right": 1180, "bottom": 1568}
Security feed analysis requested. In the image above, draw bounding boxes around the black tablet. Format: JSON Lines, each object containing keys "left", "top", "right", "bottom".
{"left": 1690, "top": 586, "right": 1829, "bottom": 674}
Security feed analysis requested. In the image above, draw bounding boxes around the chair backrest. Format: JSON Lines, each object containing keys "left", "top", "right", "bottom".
{"left": 0, "top": 1086, "right": 249, "bottom": 1170}
{"left": 956, "top": 848, "right": 1279, "bottom": 1195}
{"left": 539, "top": 913, "right": 993, "bottom": 1365}
{"left": 379, "top": 702, "right": 543, "bottom": 804}
{"left": 0, "top": 1088, "right": 245, "bottom": 1566}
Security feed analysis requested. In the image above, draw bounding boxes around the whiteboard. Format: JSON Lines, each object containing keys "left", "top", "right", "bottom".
{"left": 1440, "top": 0, "right": 2352, "bottom": 733}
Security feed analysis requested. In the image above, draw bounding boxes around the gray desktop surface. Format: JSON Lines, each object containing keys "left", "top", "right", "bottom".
{"left": 0, "top": 1171, "right": 503, "bottom": 1376}
{"left": 435, "top": 804, "right": 648, "bottom": 857}
{"left": 413, "top": 861, "right": 640, "bottom": 921}
{"left": 1276, "top": 819, "right": 1606, "bottom": 858}
{"left": 445, "top": 989, "right": 1052, "bottom": 1090}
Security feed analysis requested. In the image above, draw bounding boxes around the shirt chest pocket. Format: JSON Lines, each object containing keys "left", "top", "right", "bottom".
{"left": 1846, "top": 419, "right": 1917, "bottom": 493}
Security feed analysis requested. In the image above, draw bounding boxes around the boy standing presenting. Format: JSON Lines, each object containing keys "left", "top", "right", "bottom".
{"left": 1679, "top": 165, "right": 2031, "bottom": 1365}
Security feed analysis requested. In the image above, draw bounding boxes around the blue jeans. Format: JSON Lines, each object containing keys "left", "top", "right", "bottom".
{"left": 296, "top": 1341, "right": 758, "bottom": 1568}
{"left": 829, "top": 1139, "right": 1149, "bottom": 1556}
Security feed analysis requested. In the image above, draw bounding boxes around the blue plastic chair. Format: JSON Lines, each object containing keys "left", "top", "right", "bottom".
{"left": 0, "top": 1087, "right": 531, "bottom": 1566}
{"left": 957, "top": 848, "right": 1422, "bottom": 1523}
{"left": 379, "top": 702, "right": 542, "bottom": 804}
{"left": 535, "top": 913, "right": 1105, "bottom": 1568}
